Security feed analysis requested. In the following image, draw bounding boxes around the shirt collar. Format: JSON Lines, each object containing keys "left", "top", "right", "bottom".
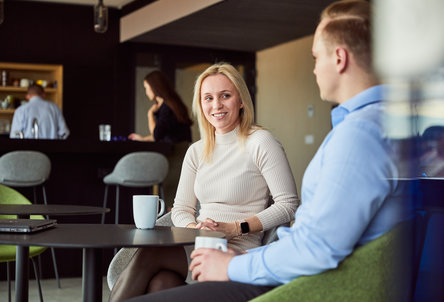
{"left": 29, "top": 96, "right": 43, "bottom": 102}
{"left": 331, "top": 85, "right": 385, "bottom": 128}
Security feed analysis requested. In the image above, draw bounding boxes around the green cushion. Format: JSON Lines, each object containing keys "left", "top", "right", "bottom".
{"left": 250, "top": 223, "right": 410, "bottom": 302}
{"left": 0, "top": 184, "right": 45, "bottom": 220}
{"left": 0, "top": 245, "right": 47, "bottom": 262}
{"left": 0, "top": 184, "right": 49, "bottom": 263}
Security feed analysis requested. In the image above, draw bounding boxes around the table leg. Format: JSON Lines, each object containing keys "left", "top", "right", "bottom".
{"left": 15, "top": 246, "right": 29, "bottom": 302}
{"left": 82, "top": 248, "right": 103, "bottom": 302}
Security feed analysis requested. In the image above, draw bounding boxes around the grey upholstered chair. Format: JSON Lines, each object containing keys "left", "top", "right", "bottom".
{"left": 0, "top": 150, "right": 51, "bottom": 204}
{"left": 106, "top": 200, "right": 289, "bottom": 291}
{"left": 0, "top": 150, "right": 60, "bottom": 288}
{"left": 101, "top": 152, "right": 169, "bottom": 224}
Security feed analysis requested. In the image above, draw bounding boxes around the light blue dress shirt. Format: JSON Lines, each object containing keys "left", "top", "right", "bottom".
{"left": 228, "top": 85, "right": 411, "bottom": 285}
{"left": 10, "top": 96, "right": 70, "bottom": 139}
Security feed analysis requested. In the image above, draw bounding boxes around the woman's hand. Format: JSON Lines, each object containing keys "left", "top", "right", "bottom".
{"left": 186, "top": 222, "right": 198, "bottom": 228}
{"left": 197, "top": 218, "right": 239, "bottom": 241}
{"left": 128, "top": 133, "right": 154, "bottom": 142}
{"left": 128, "top": 133, "right": 143, "bottom": 141}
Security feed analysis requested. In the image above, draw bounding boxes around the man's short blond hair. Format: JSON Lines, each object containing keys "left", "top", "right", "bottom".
{"left": 320, "top": 0, "right": 372, "bottom": 71}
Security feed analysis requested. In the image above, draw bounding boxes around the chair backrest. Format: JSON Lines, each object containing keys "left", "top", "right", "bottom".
{"left": 250, "top": 220, "right": 414, "bottom": 302}
{"left": 0, "top": 184, "right": 43, "bottom": 220}
{"left": 108, "top": 152, "right": 169, "bottom": 186}
{"left": 0, "top": 151, "right": 51, "bottom": 187}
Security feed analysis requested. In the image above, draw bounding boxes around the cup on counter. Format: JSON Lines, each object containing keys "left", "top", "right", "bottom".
{"left": 99, "top": 124, "right": 111, "bottom": 141}
{"left": 194, "top": 236, "right": 228, "bottom": 252}
{"left": 133, "top": 195, "right": 165, "bottom": 229}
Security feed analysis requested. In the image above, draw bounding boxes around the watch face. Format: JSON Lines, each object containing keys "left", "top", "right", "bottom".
{"left": 241, "top": 222, "right": 250, "bottom": 234}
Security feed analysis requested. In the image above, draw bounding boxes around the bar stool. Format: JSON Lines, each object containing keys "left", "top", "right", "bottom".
{"left": 0, "top": 150, "right": 50, "bottom": 205}
{"left": 101, "top": 151, "right": 169, "bottom": 224}
{"left": 0, "top": 150, "right": 61, "bottom": 288}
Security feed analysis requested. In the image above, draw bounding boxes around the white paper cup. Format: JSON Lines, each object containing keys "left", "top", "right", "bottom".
{"left": 194, "top": 236, "right": 227, "bottom": 252}
{"left": 99, "top": 124, "right": 111, "bottom": 141}
{"left": 133, "top": 195, "right": 165, "bottom": 229}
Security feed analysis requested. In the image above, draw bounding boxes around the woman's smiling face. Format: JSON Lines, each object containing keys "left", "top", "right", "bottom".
{"left": 200, "top": 74, "right": 243, "bottom": 134}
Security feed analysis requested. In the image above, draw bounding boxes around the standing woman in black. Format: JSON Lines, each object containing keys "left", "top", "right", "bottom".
{"left": 128, "top": 71, "right": 193, "bottom": 208}
{"left": 128, "top": 71, "right": 193, "bottom": 144}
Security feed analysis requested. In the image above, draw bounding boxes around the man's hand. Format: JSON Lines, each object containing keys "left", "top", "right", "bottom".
{"left": 189, "top": 248, "right": 237, "bottom": 281}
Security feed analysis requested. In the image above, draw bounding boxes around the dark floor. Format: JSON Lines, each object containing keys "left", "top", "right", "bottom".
{"left": 0, "top": 277, "right": 110, "bottom": 302}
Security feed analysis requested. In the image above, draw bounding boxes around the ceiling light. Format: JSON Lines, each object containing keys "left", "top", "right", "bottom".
{"left": 0, "top": 0, "right": 4, "bottom": 25}
{"left": 94, "top": 0, "right": 108, "bottom": 33}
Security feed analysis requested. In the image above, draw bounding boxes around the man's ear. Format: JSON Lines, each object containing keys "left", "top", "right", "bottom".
{"left": 335, "top": 47, "right": 348, "bottom": 73}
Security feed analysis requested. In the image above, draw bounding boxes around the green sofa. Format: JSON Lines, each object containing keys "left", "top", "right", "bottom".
{"left": 251, "top": 222, "right": 412, "bottom": 302}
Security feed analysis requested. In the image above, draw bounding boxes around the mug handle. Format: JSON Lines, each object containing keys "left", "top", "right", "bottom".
{"left": 216, "top": 243, "right": 228, "bottom": 252}
{"left": 157, "top": 199, "right": 165, "bottom": 217}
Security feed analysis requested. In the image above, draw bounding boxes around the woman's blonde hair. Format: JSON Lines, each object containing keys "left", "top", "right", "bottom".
{"left": 192, "top": 62, "right": 257, "bottom": 162}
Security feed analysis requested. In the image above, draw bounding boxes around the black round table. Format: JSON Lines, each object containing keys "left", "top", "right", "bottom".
{"left": 0, "top": 204, "right": 110, "bottom": 301}
{"left": 0, "top": 224, "right": 224, "bottom": 302}
{"left": 0, "top": 204, "right": 110, "bottom": 219}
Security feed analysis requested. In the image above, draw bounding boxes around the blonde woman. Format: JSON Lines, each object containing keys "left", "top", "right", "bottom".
{"left": 109, "top": 63, "right": 299, "bottom": 301}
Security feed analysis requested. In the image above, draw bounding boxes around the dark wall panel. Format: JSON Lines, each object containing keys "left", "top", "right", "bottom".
{"left": 0, "top": 1, "right": 126, "bottom": 140}
{"left": 0, "top": 1, "right": 256, "bottom": 280}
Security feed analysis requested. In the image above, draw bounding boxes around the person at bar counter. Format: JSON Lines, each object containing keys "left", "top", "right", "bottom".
{"left": 109, "top": 63, "right": 299, "bottom": 301}
{"left": 128, "top": 70, "right": 192, "bottom": 144}
{"left": 127, "top": 1, "right": 412, "bottom": 301}
{"left": 9, "top": 83, "right": 70, "bottom": 139}
{"left": 128, "top": 70, "right": 193, "bottom": 208}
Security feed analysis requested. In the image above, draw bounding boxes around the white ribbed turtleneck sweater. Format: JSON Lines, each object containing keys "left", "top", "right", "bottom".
{"left": 172, "top": 127, "right": 299, "bottom": 251}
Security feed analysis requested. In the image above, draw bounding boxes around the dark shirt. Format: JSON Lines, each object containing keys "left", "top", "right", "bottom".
{"left": 154, "top": 103, "right": 191, "bottom": 143}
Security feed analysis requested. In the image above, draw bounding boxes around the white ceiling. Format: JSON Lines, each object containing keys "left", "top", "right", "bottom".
{"left": 25, "top": 0, "right": 135, "bottom": 9}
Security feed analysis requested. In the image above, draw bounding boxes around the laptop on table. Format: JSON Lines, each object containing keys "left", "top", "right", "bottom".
{"left": 0, "top": 219, "right": 57, "bottom": 233}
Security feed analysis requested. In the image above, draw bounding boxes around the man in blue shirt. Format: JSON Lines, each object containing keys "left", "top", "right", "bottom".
{"left": 128, "top": 1, "right": 410, "bottom": 301}
{"left": 10, "top": 84, "right": 70, "bottom": 139}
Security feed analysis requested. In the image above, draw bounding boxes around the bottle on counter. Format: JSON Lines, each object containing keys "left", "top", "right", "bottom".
{"left": 1, "top": 70, "right": 8, "bottom": 86}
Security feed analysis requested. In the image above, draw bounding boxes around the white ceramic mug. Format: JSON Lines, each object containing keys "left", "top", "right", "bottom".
{"left": 194, "top": 236, "right": 228, "bottom": 252}
{"left": 133, "top": 195, "right": 165, "bottom": 229}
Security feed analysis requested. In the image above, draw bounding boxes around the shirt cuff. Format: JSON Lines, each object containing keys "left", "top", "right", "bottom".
{"left": 228, "top": 253, "right": 252, "bottom": 283}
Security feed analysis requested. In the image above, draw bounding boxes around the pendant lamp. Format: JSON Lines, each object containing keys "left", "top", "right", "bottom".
{"left": 94, "top": 0, "right": 108, "bottom": 33}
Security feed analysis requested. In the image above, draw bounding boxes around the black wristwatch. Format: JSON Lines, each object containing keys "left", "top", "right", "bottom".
{"left": 240, "top": 221, "right": 250, "bottom": 235}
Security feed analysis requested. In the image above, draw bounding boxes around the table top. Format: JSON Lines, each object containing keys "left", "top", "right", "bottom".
{"left": 0, "top": 204, "right": 110, "bottom": 216}
{"left": 0, "top": 224, "right": 225, "bottom": 248}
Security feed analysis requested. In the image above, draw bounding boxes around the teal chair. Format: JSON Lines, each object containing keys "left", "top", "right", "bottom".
{"left": 250, "top": 221, "right": 413, "bottom": 302}
{"left": 0, "top": 184, "right": 49, "bottom": 302}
